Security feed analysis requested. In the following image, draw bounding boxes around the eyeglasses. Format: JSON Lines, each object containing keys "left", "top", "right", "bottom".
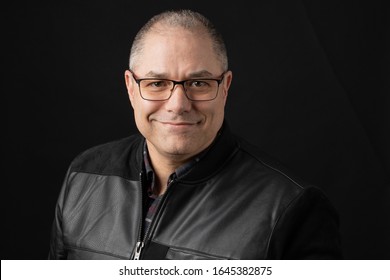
{"left": 129, "top": 70, "right": 226, "bottom": 101}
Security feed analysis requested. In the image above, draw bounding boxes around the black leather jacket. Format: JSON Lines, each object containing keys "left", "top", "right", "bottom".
{"left": 49, "top": 123, "right": 342, "bottom": 259}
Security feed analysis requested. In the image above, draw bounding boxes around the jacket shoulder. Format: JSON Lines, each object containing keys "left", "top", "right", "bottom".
{"left": 235, "top": 135, "right": 308, "bottom": 189}
{"left": 232, "top": 135, "right": 335, "bottom": 206}
{"left": 69, "top": 134, "right": 143, "bottom": 180}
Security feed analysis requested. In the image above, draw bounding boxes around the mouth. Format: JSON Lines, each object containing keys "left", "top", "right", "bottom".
{"left": 157, "top": 120, "right": 202, "bottom": 131}
{"left": 160, "top": 121, "right": 198, "bottom": 126}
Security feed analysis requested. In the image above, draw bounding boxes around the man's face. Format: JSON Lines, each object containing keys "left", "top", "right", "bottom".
{"left": 125, "top": 26, "right": 232, "bottom": 161}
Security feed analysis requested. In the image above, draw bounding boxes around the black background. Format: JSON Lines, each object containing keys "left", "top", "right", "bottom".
{"left": 4, "top": 0, "right": 389, "bottom": 259}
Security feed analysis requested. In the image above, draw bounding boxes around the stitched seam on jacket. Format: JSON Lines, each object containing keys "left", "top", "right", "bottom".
{"left": 68, "top": 171, "right": 138, "bottom": 184}
{"left": 151, "top": 240, "right": 235, "bottom": 260}
{"left": 64, "top": 244, "right": 129, "bottom": 259}
{"left": 69, "top": 170, "right": 137, "bottom": 182}
{"left": 238, "top": 145, "right": 304, "bottom": 189}
{"left": 264, "top": 188, "right": 307, "bottom": 259}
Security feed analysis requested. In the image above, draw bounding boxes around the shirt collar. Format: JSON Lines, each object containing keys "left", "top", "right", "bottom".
{"left": 142, "top": 132, "right": 220, "bottom": 194}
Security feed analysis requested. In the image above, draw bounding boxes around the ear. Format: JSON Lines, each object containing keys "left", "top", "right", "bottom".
{"left": 221, "top": 70, "right": 233, "bottom": 99}
{"left": 124, "top": 70, "right": 136, "bottom": 107}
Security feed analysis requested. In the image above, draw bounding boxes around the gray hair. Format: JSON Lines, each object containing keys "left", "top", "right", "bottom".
{"left": 129, "top": 9, "right": 228, "bottom": 71}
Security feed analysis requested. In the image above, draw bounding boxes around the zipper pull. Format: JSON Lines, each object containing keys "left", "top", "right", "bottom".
{"left": 133, "top": 241, "right": 144, "bottom": 260}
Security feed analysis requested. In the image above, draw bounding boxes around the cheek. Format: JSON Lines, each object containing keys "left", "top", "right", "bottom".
{"left": 132, "top": 99, "right": 155, "bottom": 127}
{"left": 134, "top": 101, "right": 145, "bottom": 120}
{"left": 133, "top": 98, "right": 153, "bottom": 118}
{"left": 196, "top": 100, "right": 225, "bottom": 122}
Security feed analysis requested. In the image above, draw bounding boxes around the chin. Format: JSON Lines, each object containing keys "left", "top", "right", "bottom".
{"left": 162, "top": 136, "right": 201, "bottom": 155}
{"left": 162, "top": 142, "right": 196, "bottom": 156}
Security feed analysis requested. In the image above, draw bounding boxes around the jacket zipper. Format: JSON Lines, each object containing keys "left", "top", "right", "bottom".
{"left": 132, "top": 171, "right": 145, "bottom": 260}
{"left": 133, "top": 241, "right": 144, "bottom": 260}
{"left": 132, "top": 172, "right": 177, "bottom": 260}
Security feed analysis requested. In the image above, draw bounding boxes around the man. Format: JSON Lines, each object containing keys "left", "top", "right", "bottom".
{"left": 49, "top": 9, "right": 342, "bottom": 260}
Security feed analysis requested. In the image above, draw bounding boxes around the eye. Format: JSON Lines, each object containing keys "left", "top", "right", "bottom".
{"left": 188, "top": 80, "right": 210, "bottom": 87}
{"left": 144, "top": 80, "right": 170, "bottom": 88}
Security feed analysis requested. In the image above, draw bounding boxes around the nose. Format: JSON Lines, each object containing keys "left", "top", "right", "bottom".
{"left": 164, "top": 84, "right": 192, "bottom": 114}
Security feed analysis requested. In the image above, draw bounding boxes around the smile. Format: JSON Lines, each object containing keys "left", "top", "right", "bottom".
{"left": 158, "top": 121, "right": 201, "bottom": 131}
{"left": 160, "top": 121, "right": 198, "bottom": 126}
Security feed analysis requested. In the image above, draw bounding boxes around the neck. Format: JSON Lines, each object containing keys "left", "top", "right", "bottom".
{"left": 146, "top": 142, "right": 193, "bottom": 196}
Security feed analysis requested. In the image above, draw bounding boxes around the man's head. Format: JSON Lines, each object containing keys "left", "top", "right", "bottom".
{"left": 125, "top": 9, "right": 232, "bottom": 163}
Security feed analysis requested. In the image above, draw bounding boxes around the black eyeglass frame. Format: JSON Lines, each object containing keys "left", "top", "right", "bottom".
{"left": 129, "top": 70, "right": 227, "bottom": 101}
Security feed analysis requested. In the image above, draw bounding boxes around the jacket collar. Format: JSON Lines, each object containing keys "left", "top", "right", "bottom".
{"left": 134, "top": 120, "right": 238, "bottom": 183}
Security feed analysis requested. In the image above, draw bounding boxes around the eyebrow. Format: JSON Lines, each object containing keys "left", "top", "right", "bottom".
{"left": 144, "top": 70, "right": 214, "bottom": 79}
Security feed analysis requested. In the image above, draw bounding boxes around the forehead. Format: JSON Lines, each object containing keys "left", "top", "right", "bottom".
{"left": 134, "top": 26, "right": 222, "bottom": 75}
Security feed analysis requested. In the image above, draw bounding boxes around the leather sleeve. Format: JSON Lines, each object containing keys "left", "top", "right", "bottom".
{"left": 48, "top": 168, "right": 71, "bottom": 260}
{"left": 266, "top": 186, "right": 343, "bottom": 259}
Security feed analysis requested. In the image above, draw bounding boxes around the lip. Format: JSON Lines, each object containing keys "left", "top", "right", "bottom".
{"left": 158, "top": 121, "right": 201, "bottom": 132}
{"left": 160, "top": 121, "right": 197, "bottom": 126}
